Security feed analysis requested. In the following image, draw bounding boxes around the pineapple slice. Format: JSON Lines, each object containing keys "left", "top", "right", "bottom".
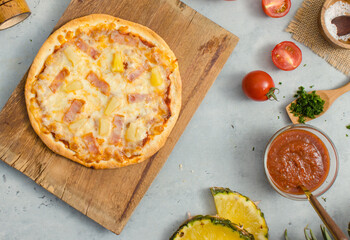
{"left": 64, "top": 80, "right": 83, "bottom": 92}
{"left": 170, "top": 215, "right": 254, "bottom": 240}
{"left": 99, "top": 118, "right": 111, "bottom": 136}
{"left": 211, "top": 187, "right": 269, "bottom": 240}
{"left": 104, "top": 96, "right": 121, "bottom": 116}
{"left": 63, "top": 46, "right": 79, "bottom": 66}
{"left": 69, "top": 118, "right": 88, "bottom": 132}
{"left": 112, "top": 51, "right": 124, "bottom": 73}
{"left": 86, "top": 95, "right": 101, "bottom": 112}
{"left": 150, "top": 66, "right": 163, "bottom": 87}
{"left": 125, "top": 121, "right": 147, "bottom": 142}
{"left": 52, "top": 92, "right": 68, "bottom": 109}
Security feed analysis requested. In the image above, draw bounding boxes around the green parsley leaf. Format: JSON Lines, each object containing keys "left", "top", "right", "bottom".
{"left": 289, "top": 86, "right": 325, "bottom": 124}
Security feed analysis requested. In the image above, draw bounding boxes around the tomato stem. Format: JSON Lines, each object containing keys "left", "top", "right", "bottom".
{"left": 266, "top": 87, "right": 279, "bottom": 101}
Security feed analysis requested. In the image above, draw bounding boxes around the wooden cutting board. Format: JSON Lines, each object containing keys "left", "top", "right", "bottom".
{"left": 0, "top": 0, "right": 238, "bottom": 235}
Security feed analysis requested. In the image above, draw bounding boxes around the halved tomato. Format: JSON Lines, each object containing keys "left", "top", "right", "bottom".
{"left": 262, "top": 0, "right": 291, "bottom": 18}
{"left": 271, "top": 41, "right": 302, "bottom": 71}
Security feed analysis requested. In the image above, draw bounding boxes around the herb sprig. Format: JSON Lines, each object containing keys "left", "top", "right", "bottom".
{"left": 289, "top": 86, "right": 325, "bottom": 123}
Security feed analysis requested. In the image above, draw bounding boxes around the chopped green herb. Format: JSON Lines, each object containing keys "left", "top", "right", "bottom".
{"left": 252, "top": 147, "right": 255, "bottom": 151}
{"left": 279, "top": 82, "right": 282, "bottom": 85}
{"left": 321, "top": 197, "right": 326, "bottom": 202}
{"left": 289, "top": 86, "right": 325, "bottom": 124}
{"left": 346, "top": 134, "right": 348, "bottom": 137}
{"left": 303, "top": 64, "right": 307, "bottom": 67}
{"left": 30, "top": 39, "right": 32, "bottom": 42}
{"left": 283, "top": 96, "right": 286, "bottom": 98}
{"left": 278, "top": 116, "right": 280, "bottom": 119}
{"left": 310, "top": 85, "right": 314, "bottom": 88}
{"left": 346, "top": 125, "right": 350, "bottom": 129}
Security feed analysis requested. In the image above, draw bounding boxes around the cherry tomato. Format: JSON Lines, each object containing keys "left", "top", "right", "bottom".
{"left": 262, "top": 0, "right": 291, "bottom": 18}
{"left": 242, "top": 71, "right": 278, "bottom": 101}
{"left": 272, "top": 41, "right": 302, "bottom": 71}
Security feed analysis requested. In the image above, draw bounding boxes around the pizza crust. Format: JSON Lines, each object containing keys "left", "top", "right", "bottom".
{"left": 25, "top": 14, "right": 182, "bottom": 169}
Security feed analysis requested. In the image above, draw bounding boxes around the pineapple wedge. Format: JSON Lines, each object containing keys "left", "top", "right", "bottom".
{"left": 52, "top": 92, "right": 68, "bottom": 109}
{"left": 150, "top": 66, "right": 163, "bottom": 87}
{"left": 211, "top": 187, "right": 268, "bottom": 240}
{"left": 69, "top": 118, "right": 88, "bottom": 132}
{"left": 112, "top": 52, "right": 124, "bottom": 73}
{"left": 104, "top": 96, "right": 120, "bottom": 116}
{"left": 125, "top": 121, "right": 147, "bottom": 142}
{"left": 64, "top": 46, "right": 79, "bottom": 66}
{"left": 99, "top": 118, "right": 111, "bottom": 136}
{"left": 170, "top": 215, "right": 254, "bottom": 240}
{"left": 64, "top": 80, "right": 83, "bottom": 92}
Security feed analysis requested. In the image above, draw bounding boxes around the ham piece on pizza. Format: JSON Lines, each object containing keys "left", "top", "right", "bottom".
{"left": 25, "top": 14, "right": 182, "bottom": 169}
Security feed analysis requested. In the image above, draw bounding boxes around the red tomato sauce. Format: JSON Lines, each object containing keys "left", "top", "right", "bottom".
{"left": 267, "top": 129, "right": 330, "bottom": 195}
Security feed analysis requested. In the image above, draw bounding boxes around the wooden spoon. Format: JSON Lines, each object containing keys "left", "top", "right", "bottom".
{"left": 286, "top": 81, "right": 350, "bottom": 124}
{"left": 301, "top": 186, "right": 348, "bottom": 240}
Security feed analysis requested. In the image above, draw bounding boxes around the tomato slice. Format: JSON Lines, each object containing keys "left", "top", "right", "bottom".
{"left": 262, "top": 0, "right": 291, "bottom": 18}
{"left": 271, "top": 41, "right": 302, "bottom": 71}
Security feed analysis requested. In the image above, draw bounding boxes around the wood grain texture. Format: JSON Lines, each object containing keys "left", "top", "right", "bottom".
{"left": 0, "top": 0, "right": 238, "bottom": 234}
{"left": 320, "top": 0, "right": 350, "bottom": 49}
{"left": 0, "top": 0, "right": 31, "bottom": 30}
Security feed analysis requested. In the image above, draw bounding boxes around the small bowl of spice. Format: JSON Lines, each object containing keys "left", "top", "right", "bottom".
{"left": 320, "top": 0, "right": 350, "bottom": 49}
{"left": 264, "top": 124, "right": 339, "bottom": 200}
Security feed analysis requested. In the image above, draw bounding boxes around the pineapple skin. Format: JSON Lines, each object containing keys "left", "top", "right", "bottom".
{"left": 210, "top": 187, "right": 269, "bottom": 240}
{"left": 170, "top": 215, "right": 254, "bottom": 240}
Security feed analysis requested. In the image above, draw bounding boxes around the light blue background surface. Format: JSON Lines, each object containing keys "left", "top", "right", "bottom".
{"left": 0, "top": 0, "right": 349, "bottom": 239}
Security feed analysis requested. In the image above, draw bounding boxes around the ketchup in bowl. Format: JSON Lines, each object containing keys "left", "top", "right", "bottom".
{"left": 264, "top": 124, "right": 338, "bottom": 200}
{"left": 267, "top": 129, "right": 329, "bottom": 194}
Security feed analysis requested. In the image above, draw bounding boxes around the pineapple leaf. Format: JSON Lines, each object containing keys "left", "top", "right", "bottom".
{"left": 309, "top": 228, "right": 318, "bottom": 240}
{"left": 304, "top": 226, "right": 311, "bottom": 240}
{"left": 304, "top": 226, "right": 318, "bottom": 240}
{"left": 284, "top": 229, "right": 290, "bottom": 240}
{"left": 320, "top": 225, "right": 332, "bottom": 240}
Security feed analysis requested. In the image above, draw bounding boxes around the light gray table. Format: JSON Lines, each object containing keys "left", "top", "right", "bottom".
{"left": 0, "top": 0, "right": 349, "bottom": 239}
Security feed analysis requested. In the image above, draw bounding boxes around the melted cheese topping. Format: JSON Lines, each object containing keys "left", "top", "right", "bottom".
{"left": 29, "top": 23, "right": 176, "bottom": 164}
